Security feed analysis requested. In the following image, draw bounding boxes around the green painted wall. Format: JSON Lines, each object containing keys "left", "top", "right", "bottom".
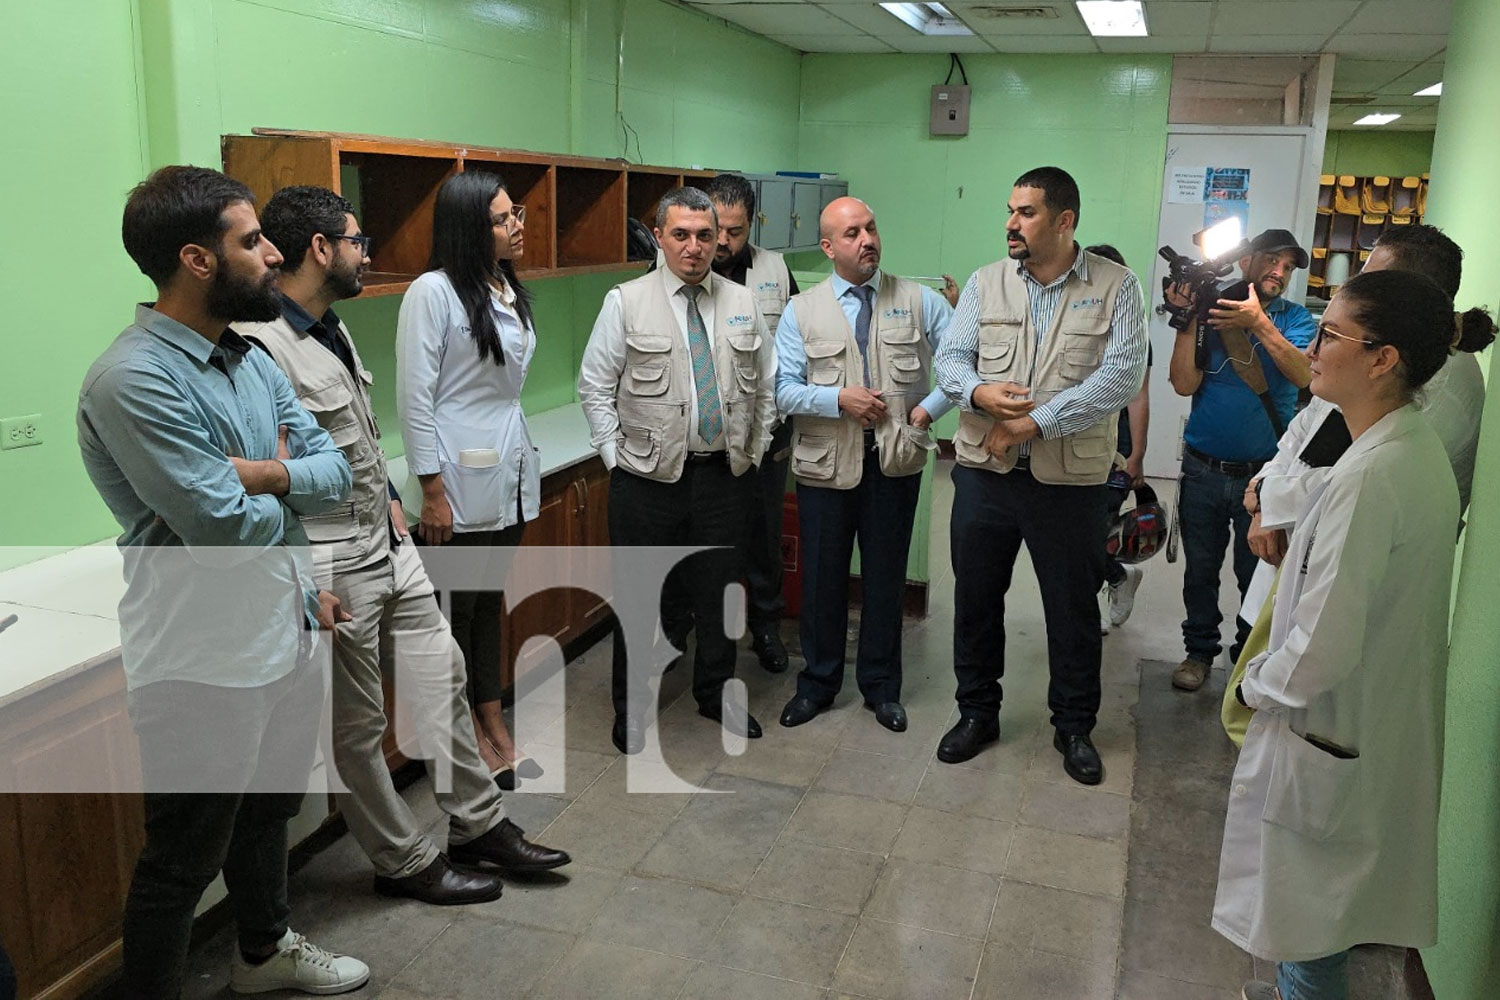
{"left": 0, "top": 1, "right": 151, "bottom": 557}
{"left": 794, "top": 54, "right": 1173, "bottom": 580}
{"left": 1418, "top": 0, "right": 1500, "bottom": 995}
{"left": 1320, "top": 128, "right": 1435, "bottom": 177}
{"left": 0, "top": 0, "right": 802, "bottom": 555}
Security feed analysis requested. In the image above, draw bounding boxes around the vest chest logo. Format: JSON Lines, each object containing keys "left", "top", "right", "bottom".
{"left": 725, "top": 313, "right": 755, "bottom": 327}
{"left": 756, "top": 281, "right": 781, "bottom": 295}
{"left": 881, "top": 307, "right": 913, "bottom": 321}
{"left": 1070, "top": 297, "right": 1104, "bottom": 310}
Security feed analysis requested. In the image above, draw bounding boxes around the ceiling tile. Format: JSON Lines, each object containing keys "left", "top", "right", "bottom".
{"left": 1140, "top": 1, "right": 1215, "bottom": 36}
{"left": 1207, "top": 35, "right": 1338, "bottom": 54}
{"left": 770, "top": 32, "right": 897, "bottom": 51}
{"left": 813, "top": 2, "right": 922, "bottom": 33}
{"left": 1330, "top": 57, "right": 1416, "bottom": 91}
{"left": 1097, "top": 35, "right": 1208, "bottom": 53}
{"left": 1339, "top": 0, "right": 1452, "bottom": 35}
{"left": 1321, "top": 34, "right": 1447, "bottom": 59}
{"left": 867, "top": 31, "right": 1002, "bottom": 52}
{"left": 698, "top": 2, "right": 850, "bottom": 34}
{"left": 977, "top": 34, "right": 1101, "bottom": 52}
{"left": 1211, "top": 1, "right": 1359, "bottom": 37}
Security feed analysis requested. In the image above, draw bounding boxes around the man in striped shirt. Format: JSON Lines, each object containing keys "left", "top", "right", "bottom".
{"left": 933, "top": 166, "right": 1148, "bottom": 785}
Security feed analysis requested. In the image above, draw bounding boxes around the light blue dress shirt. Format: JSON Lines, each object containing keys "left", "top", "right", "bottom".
{"left": 775, "top": 270, "right": 955, "bottom": 422}
{"left": 78, "top": 305, "right": 352, "bottom": 689}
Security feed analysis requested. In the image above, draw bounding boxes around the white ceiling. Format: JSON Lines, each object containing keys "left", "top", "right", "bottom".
{"left": 685, "top": 0, "right": 1449, "bottom": 129}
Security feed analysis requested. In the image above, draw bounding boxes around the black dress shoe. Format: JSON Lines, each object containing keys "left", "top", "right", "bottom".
{"left": 1053, "top": 731, "right": 1104, "bottom": 786}
{"left": 868, "top": 701, "right": 907, "bottom": 733}
{"left": 750, "top": 626, "right": 790, "bottom": 674}
{"left": 373, "top": 854, "right": 502, "bottom": 905}
{"left": 936, "top": 716, "right": 1000, "bottom": 764}
{"left": 612, "top": 715, "right": 645, "bottom": 755}
{"left": 779, "top": 694, "right": 827, "bottom": 728}
{"left": 449, "top": 818, "right": 572, "bottom": 873}
{"left": 698, "top": 703, "right": 763, "bottom": 739}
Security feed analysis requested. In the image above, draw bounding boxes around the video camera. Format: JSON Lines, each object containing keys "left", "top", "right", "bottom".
{"left": 1156, "top": 218, "right": 1251, "bottom": 332}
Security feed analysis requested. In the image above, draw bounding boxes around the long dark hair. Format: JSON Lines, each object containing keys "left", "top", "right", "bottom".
{"left": 428, "top": 170, "right": 534, "bottom": 365}
{"left": 1339, "top": 270, "right": 1453, "bottom": 395}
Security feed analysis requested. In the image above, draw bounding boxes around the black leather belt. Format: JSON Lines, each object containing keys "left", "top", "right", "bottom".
{"left": 863, "top": 429, "right": 877, "bottom": 450}
{"left": 1184, "top": 445, "right": 1264, "bottom": 478}
{"left": 685, "top": 450, "right": 727, "bottom": 465}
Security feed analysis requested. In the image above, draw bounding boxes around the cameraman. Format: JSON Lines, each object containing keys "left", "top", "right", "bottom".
{"left": 1165, "top": 229, "right": 1315, "bottom": 694}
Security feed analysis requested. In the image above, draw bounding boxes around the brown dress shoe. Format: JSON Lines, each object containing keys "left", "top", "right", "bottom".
{"left": 449, "top": 819, "right": 572, "bottom": 873}
{"left": 373, "top": 853, "right": 502, "bottom": 905}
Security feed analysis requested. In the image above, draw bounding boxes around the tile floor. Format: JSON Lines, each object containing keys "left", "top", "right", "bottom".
{"left": 170, "top": 465, "right": 1390, "bottom": 999}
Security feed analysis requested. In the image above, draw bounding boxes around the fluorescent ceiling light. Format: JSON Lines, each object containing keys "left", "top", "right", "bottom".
{"left": 879, "top": 2, "right": 974, "bottom": 36}
{"left": 1075, "top": 0, "right": 1147, "bottom": 37}
{"left": 1413, "top": 82, "right": 1442, "bottom": 96}
{"left": 1353, "top": 113, "right": 1402, "bottom": 126}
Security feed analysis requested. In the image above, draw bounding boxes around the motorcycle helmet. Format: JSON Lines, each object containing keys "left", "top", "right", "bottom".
{"left": 1107, "top": 482, "right": 1169, "bottom": 565}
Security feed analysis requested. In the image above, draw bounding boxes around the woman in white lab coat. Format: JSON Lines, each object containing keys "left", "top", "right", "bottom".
{"left": 1214, "top": 269, "right": 1460, "bottom": 1000}
{"left": 397, "top": 170, "right": 541, "bottom": 788}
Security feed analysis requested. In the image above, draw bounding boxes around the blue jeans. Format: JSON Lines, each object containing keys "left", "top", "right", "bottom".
{"left": 1278, "top": 949, "right": 1349, "bottom": 999}
{"left": 1178, "top": 449, "right": 1259, "bottom": 665}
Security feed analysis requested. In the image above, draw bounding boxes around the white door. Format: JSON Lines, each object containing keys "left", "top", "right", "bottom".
{"left": 1145, "top": 129, "right": 1313, "bottom": 479}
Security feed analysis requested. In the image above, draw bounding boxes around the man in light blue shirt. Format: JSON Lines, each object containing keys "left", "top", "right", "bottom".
{"left": 775, "top": 197, "right": 953, "bottom": 734}
{"left": 77, "top": 166, "right": 365, "bottom": 999}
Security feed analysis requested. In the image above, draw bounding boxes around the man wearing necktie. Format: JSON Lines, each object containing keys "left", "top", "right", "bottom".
{"left": 774, "top": 197, "right": 955, "bottom": 733}
{"left": 579, "top": 187, "right": 777, "bottom": 755}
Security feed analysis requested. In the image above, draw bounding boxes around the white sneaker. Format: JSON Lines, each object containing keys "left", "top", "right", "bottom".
{"left": 1109, "top": 565, "right": 1144, "bottom": 627}
{"left": 1097, "top": 584, "right": 1111, "bottom": 635}
{"left": 229, "top": 930, "right": 370, "bottom": 995}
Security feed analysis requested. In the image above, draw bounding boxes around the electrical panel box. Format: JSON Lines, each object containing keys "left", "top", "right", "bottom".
{"left": 930, "top": 84, "right": 970, "bottom": 136}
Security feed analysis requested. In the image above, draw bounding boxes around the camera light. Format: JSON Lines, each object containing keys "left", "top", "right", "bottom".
{"left": 1196, "top": 218, "right": 1244, "bottom": 261}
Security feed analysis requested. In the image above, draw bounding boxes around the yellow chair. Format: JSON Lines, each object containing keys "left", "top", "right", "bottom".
{"left": 1333, "top": 175, "right": 1361, "bottom": 214}
{"left": 1360, "top": 175, "right": 1392, "bottom": 213}
{"left": 1316, "top": 174, "right": 1336, "bottom": 215}
{"left": 1391, "top": 176, "right": 1422, "bottom": 216}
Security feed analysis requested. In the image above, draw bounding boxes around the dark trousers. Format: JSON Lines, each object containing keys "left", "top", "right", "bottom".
{"left": 610, "top": 460, "right": 751, "bottom": 719}
{"left": 1103, "top": 483, "right": 1130, "bottom": 587}
{"left": 120, "top": 658, "right": 323, "bottom": 1000}
{"left": 745, "top": 422, "right": 793, "bottom": 630}
{"left": 445, "top": 523, "right": 526, "bottom": 706}
{"left": 796, "top": 447, "right": 921, "bottom": 707}
{"left": 950, "top": 463, "right": 1107, "bottom": 736}
{"left": 1178, "top": 449, "right": 1258, "bottom": 665}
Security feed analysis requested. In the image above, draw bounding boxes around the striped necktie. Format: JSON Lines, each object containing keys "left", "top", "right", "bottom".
{"left": 682, "top": 283, "right": 723, "bottom": 444}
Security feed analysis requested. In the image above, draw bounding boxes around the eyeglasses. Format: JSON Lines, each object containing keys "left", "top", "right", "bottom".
{"left": 491, "top": 205, "right": 526, "bottom": 229}
{"left": 327, "top": 233, "right": 372, "bottom": 256}
{"left": 1312, "top": 324, "right": 1381, "bottom": 352}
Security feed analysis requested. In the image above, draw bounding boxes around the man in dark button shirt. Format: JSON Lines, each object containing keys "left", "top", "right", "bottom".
{"left": 241, "top": 186, "right": 570, "bottom": 908}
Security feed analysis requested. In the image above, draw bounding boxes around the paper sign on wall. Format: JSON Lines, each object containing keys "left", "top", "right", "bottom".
{"left": 1203, "top": 167, "right": 1250, "bottom": 233}
{"left": 1169, "top": 167, "right": 1206, "bottom": 204}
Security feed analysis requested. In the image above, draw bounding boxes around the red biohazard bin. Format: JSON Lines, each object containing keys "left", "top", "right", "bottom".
{"left": 780, "top": 493, "right": 802, "bottom": 618}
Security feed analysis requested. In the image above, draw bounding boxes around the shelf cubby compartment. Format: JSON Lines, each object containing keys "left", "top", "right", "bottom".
{"left": 1313, "top": 212, "right": 1331, "bottom": 248}
{"left": 626, "top": 167, "right": 683, "bottom": 227}
{"left": 462, "top": 151, "right": 556, "bottom": 274}
{"left": 1316, "top": 174, "right": 1335, "bottom": 214}
{"left": 1360, "top": 176, "right": 1392, "bottom": 214}
{"left": 1357, "top": 214, "right": 1386, "bottom": 250}
{"left": 1391, "top": 176, "right": 1423, "bottom": 217}
{"left": 1333, "top": 175, "right": 1361, "bottom": 214}
{"left": 556, "top": 164, "right": 627, "bottom": 268}
{"left": 338, "top": 149, "right": 457, "bottom": 286}
{"left": 1328, "top": 212, "right": 1359, "bottom": 251}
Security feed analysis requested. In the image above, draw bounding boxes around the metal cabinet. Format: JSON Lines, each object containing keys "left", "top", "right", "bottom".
{"left": 755, "top": 177, "right": 794, "bottom": 250}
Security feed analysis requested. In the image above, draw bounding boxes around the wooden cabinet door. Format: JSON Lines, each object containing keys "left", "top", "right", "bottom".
{"left": 502, "top": 482, "right": 574, "bottom": 690}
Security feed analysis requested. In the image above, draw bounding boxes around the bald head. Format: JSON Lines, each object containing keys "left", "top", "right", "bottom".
{"left": 819, "top": 196, "right": 881, "bottom": 283}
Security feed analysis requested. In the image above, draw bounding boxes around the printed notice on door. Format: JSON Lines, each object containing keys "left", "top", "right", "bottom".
{"left": 1169, "top": 167, "right": 1206, "bottom": 204}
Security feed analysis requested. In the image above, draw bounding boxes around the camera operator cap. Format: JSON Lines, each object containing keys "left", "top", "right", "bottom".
{"left": 1248, "top": 229, "right": 1309, "bottom": 269}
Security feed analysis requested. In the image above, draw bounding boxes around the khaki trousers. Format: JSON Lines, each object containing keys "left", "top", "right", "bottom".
{"left": 329, "top": 541, "right": 506, "bottom": 877}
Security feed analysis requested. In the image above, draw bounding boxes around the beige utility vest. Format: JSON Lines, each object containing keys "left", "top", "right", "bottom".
{"left": 952, "top": 252, "right": 1127, "bottom": 486}
{"left": 745, "top": 245, "right": 791, "bottom": 335}
{"left": 236, "top": 313, "right": 390, "bottom": 572}
{"left": 614, "top": 269, "right": 764, "bottom": 483}
{"left": 788, "top": 273, "right": 937, "bottom": 490}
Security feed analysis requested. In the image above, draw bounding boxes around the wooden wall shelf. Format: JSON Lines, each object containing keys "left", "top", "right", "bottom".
{"left": 1308, "top": 172, "right": 1429, "bottom": 298}
{"left": 222, "top": 129, "right": 713, "bottom": 297}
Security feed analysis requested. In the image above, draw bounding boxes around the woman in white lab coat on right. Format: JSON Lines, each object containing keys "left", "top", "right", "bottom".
{"left": 1214, "top": 269, "right": 1460, "bottom": 1000}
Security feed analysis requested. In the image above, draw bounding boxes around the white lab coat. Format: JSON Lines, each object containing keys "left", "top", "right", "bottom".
{"left": 396, "top": 271, "right": 541, "bottom": 532}
{"left": 1212, "top": 404, "right": 1457, "bottom": 962}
